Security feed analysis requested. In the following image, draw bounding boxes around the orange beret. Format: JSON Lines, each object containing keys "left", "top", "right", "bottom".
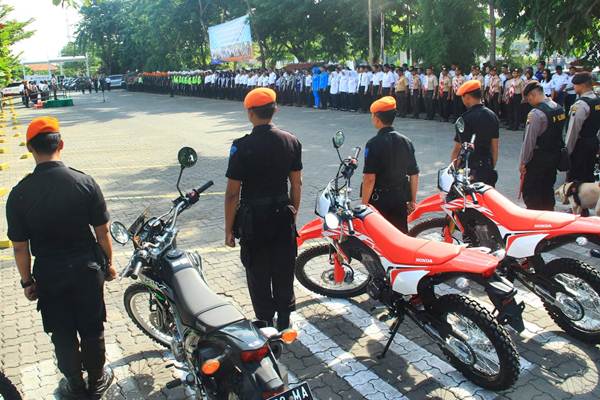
{"left": 370, "top": 96, "right": 396, "bottom": 113}
{"left": 244, "top": 88, "right": 277, "bottom": 109}
{"left": 26, "top": 116, "right": 60, "bottom": 143}
{"left": 456, "top": 80, "right": 481, "bottom": 96}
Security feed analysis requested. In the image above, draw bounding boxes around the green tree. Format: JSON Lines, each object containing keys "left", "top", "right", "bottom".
{"left": 410, "top": 0, "right": 489, "bottom": 68}
{"left": 497, "top": 0, "right": 600, "bottom": 65}
{"left": 0, "top": 3, "right": 32, "bottom": 86}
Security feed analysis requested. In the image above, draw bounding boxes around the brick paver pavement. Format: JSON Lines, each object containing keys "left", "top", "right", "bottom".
{"left": 1, "top": 91, "right": 599, "bottom": 399}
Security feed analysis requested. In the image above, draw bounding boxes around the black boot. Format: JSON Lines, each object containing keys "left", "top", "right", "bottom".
{"left": 87, "top": 366, "right": 114, "bottom": 400}
{"left": 58, "top": 375, "right": 87, "bottom": 399}
{"left": 276, "top": 313, "right": 290, "bottom": 331}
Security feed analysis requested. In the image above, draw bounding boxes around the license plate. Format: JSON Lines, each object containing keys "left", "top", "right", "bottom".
{"left": 267, "top": 382, "right": 314, "bottom": 400}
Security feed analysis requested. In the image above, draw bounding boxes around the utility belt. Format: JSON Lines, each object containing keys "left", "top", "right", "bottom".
{"left": 34, "top": 243, "right": 109, "bottom": 278}
{"left": 234, "top": 194, "right": 294, "bottom": 244}
{"left": 370, "top": 181, "right": 410, "bottom": 203}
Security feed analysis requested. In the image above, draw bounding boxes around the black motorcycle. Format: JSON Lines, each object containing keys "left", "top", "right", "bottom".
{"left": 110, "top": 147, "right": 311, "bottom": 400}
{"left": 0, "top": 371, "right": 21, "bottom": 400}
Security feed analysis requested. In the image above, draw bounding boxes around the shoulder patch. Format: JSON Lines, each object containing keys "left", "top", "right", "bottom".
{"left": 364, "top": 147, "right": 369, "bottom": 159}
{"left": 229, "top": 145, "right": 238, "bottom": 157}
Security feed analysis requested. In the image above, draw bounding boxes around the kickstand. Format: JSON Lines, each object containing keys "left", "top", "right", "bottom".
{"left": 378, "top": 317, "right": 401, "bottom": 359}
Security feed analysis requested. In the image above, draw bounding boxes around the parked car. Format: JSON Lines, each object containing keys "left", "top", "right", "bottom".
{"left": 108, "top": 74, "right": 125, "bottom": 88}
{"left": 1, "top": 82, "right": 23, "bottom": 97}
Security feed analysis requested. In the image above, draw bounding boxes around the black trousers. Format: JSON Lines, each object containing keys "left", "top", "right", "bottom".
{"left": 424, "top": 90, "right": 435, "bottom": 119}
{"left": 395, "top": 91, "right": 407, "bottom": 117}
{"left": 568, "top": 137, "right": 600, "bottom": 182}
{"left": 453, "top": 95, "right": 465, "bottom": 120}
{"left": 508, "top": 95, "right": 522, "bottom": 130}
{"left": 470, "top": 165, "right": 498, "bottom": 187}
{"left": 34, "top": 252, "right": 106, "bottom": 380}
{"left": 411, "top": 90, "right": 421, "bottom": 118}
{"left": 488, "top": 93, "right": 500, "bottom": 116}
{"left": 241, "top": 240, "right": 296, "bottom": 323}
{"left": 439, "top": 92, "right": 450, "bottom": 121}
{"left": 359, "top": 86, "right": 369, "bottom": 112}
{"left": 372, "top": 200, "right": 409, "bottom": 233}
{"left": 523, "top": 155, "right": 558, "bottom": 210}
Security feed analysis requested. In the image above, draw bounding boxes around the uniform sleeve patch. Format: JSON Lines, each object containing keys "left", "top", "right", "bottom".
{"left": 364, "top": 147, "right": 369, "bottom": 159}
{"left": 229, "top": 145, "right": 238, "bottom": 156}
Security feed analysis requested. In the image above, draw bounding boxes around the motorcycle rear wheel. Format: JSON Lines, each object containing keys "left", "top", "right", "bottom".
{"left": 436, "top": 294, "right": 520, "bottom": 390}
{"left": 541, "top": 258, "right": 600, "bottom": 344}
{"left": 295, "top": 244, "right": 370, "bottom": 298}
{"left": 0, "top": 371, "right": 22, "bottom": 400}
{"left": 124, "top": 283, "right": 173, "bottom": 348}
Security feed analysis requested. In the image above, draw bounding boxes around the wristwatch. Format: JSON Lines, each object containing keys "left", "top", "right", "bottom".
{"left": 20, "top": 279, "right": 34, "bottom": 288}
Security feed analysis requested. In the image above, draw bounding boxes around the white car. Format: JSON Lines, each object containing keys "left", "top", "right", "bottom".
{"left": 108, "top": 74, "right": 124, "bottom": 88}
{"left": 1, "top": 82, "right": 23, "bottom": 97}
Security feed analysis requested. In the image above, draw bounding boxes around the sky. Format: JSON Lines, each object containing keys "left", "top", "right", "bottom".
{"left": 5, "top": 0, "right": 81, "bottom": 62}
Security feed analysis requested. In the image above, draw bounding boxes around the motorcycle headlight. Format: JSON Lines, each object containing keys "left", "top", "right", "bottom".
{"left": 315, "top": 189, "right": 333, "bottom": 217}
{"left": 324, "top": 212, "right": 340, "bottom": 230}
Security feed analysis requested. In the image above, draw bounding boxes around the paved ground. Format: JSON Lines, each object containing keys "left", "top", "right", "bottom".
{"left": 1, "top": 90, "right": 600, "bottom": 399}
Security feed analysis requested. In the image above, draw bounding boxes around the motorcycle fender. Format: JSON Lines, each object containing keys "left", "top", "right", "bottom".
{"left": 408, "top": 193, "right": 444, "bottom": 223}
{"left": 297, "top": 218, "right": 325, "bottom": 247}
{"left": 482, "top": 273, "right": 525, "bottom": 333}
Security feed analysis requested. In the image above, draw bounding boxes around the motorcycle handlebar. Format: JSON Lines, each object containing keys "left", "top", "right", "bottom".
{"left": 195, "top": 180, "right": 214, "bottom": 195}
{"left": 184, "top": 180, "right": 214, "bottom": 205}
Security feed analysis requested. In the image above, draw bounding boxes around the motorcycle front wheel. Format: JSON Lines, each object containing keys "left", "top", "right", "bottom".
{"left": 124, "top": 283, "right": 173, "bottom": 348}
{"left": 541, "top": 258, "right": 600, "bottom": 344}
{"left": 0, "top": 371, "right": 22, "bottom": 400}
{"left": 436, "top": 294, "right": 520, "bottom": 391}
{"left": 295, "top": 244, "right": 370, "bottom": 298}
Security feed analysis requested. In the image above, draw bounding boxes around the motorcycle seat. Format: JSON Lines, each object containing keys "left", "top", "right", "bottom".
{"left": 171, "top": 265, "right": 244, "bottom": 332}
{"left": 482, "top": 189, "right": 576, "bottom": 231}
{"left": 363, "top": 211, "right": 461, "bottom": 265}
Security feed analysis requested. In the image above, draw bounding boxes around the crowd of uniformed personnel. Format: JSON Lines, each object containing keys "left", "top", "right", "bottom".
{"left": 129, "top": 61, "right": 592, "bottom": 129}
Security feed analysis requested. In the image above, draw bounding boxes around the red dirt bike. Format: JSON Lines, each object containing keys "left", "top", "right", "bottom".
{"left": 294, "top": 131, "right": 522, "bottom": 390}
{"left": 408, "top": 140, "right": 600, "bottom": 344}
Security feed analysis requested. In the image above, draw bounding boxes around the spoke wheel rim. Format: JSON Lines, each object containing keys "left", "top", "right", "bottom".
{"left": 129, "top": 291, "right": 173, "bottom": 344}
{"left": 554, "top": 273, "right": 600, "bottom": 331}
{"left": 446, "top": 312, "right": 501, "bottom": 376}
{"left": 303, "top": 254, "right": 369, "bottom": 292}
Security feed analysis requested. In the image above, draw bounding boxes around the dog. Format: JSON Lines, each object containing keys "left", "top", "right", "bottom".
{"left": 555, "top": 181, "right": 600, "bottom": 216}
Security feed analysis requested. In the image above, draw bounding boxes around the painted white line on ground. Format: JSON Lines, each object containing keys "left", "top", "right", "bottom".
{"left": 296, "top": 287, "right": 501, "bottom": 400}
{"left": 290, "top": 312, "right": 410, "bottom": 400}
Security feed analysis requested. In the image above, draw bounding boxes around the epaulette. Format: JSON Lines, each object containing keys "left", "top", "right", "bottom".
{"left": 68, "top": 166, "right": 87, "bottom": 175}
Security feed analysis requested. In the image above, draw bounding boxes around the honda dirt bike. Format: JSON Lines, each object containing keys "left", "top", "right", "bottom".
{"left": 408, "top": 138, "right": 600, "bottom": 344}
{"left": 0, "top": 371, "right": 21, "bottom": 400}
{"left": 294, "top": 131, "right": 522, "bottom": 390}
{"left": 111, "top": 147, "right": 312, "bottom": 400}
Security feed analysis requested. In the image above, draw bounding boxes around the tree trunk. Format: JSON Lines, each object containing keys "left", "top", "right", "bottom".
{"left": 489, "top": 0, "right": 496, "bottom": 65}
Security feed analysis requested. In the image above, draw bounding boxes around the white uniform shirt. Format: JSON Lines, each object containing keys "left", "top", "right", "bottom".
{"left": 541, "top": 80, "right": 553, "bottom": 96}
{"left": 348, "top": 71, "right": 358, "bottom": 93}
{"left": 305, "top": 75, "right": 312, "bottom": 88}
{"left": 382, "top": 71, "right": 394, "bottom": 88}
{"left": 329, "top": 72, "right": 340, "bottom": 94}
{"left": 565, "top": 74, "right": 575, "bottom": 94}
{"left": 551, "top": 72, "right": 568, "bottom": 93}
{"left": 339, "top": 71, "right": 349, "bottom": 93}
{"left": 372, "top": 71, "right": 384, "bottom": 86}
{"left": 268, "top": 72, "right": 276, "bottom": 85}
{"left": 359, "top": 71, "right": 371, "bottom": 87}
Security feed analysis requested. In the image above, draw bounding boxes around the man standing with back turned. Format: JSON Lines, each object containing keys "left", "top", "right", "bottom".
{"left": 6, "top": 117, "right": 116, "bottom": 399}
{"left": 361, "top": 96, "right": 419, "bottom": 233}
{"left": 224, "top": 88, "right": 303, "bottom": 331}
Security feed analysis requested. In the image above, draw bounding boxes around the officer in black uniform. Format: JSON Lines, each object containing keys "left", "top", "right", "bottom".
{"left": 6, "top": 116, "right": 115, "bottom": 399}
{"left": 519, "top": 81, "right": 566, "bottom": 210}
{"left": 361, "top": 96, "right": 420, "bottom": 233}
{"left": 566, "top": 72, "right": 600, "bottom": 182}
{"left": 451, "top": 80, "right": 500, "bottom": 186}
{"left": 224, "top": 88, "right": 302, "bottom": 331}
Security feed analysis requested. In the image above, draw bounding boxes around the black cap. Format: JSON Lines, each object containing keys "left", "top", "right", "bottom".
{"left": 523, "top": 81, "right": 542, "bottom": 96}
{"left": 572, "top": 71, "right": 592, "bottom": 85}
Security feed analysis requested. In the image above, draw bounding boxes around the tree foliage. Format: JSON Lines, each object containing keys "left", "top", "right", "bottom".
{"left": 410, "top": 0, "right": 489, "bottom": 68}
{"left": 0, "top": 3, "right": 32, "bottom": 85}
{"left": 69, "top": 0, "right": 498, "bottom": 72}
{"left": 497, "top": 0, "right": 600, "bottom": 65}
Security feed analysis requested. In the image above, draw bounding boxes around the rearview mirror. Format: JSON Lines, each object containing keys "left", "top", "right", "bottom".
{"left": 178, "top": 147, "right": 198, "bottom": 169}
{"left": 332, "top": 130, "right": 345, "bottom": 149}
{"left": 110, "top": 221, "right": 130, "bottom": 245}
